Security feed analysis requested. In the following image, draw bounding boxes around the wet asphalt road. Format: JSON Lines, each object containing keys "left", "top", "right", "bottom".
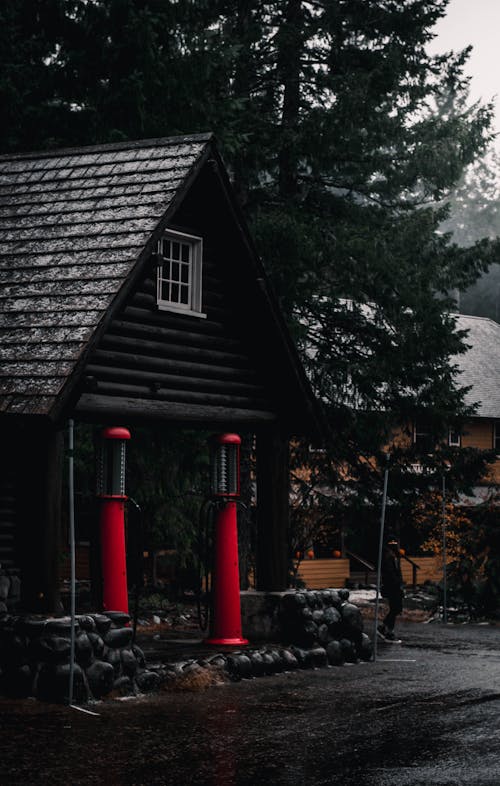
{"left": 2, "top": 621, "right": 500, "bottom": 785}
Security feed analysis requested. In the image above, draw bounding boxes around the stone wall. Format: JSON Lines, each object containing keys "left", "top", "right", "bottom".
{"left": 0, "top": 590, "right": 373, "bottom": 702}
{"left": 0, "top": 567, "right": 21, "bottom": 614}
{"left": 0, "top": 611, "right": 159, "bottom": 702}
{"left": 163, "top": 589, "right": 373, "bottom": 683}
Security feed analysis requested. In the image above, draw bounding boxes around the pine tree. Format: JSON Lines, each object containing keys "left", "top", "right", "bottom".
{"left": 1, "top": 0, "right": 497, "bottom": 548}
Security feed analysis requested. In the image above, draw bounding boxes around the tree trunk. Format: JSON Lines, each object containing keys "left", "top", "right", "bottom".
{"left": 255, "top": 426, "right": 290, "bottom": 590}
{"left": 277, "top": 0, "right": 303, "bottom": 200}
{"left": 232, "top": 1, "right": 254, "bottom": 208}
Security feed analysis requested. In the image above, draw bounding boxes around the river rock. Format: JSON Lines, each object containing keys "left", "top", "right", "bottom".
{"left": 86, "top": 660, "right": 115, "bottom": 699}
{"left": 136, "top": 670, "right": 160, "bottom": 692}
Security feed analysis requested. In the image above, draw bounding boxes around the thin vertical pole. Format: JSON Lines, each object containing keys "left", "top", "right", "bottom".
{"left": 442, "top": 473, "right": 447, "bottom": 624}
{"left": 373, "top": 463, "right": 389, "bottom": 661}
{"left": 68, "top": 419, "right": 76, "bottom": 705}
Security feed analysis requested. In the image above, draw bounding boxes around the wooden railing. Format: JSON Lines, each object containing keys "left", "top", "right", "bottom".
{"left": 345, "top": 549, "right": 375, "bottom": 585}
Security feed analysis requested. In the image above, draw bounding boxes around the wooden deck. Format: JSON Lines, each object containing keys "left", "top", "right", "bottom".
{"left": 297, "top": 556, "right": 442, "bottom": 590}
{"left": 401, "top": 556, "right": 442, "bottom": 585}
{"left": 296, "top": 558, "right": 350, "bottom": 589}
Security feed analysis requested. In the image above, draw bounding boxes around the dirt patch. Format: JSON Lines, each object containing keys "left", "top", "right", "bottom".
{"left": 164, "top": 665, "right": 228, "bottom": 692}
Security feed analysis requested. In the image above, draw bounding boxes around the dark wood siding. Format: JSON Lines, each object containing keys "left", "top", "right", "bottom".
{"left": 78, "top": 245, "right": 274, "bottom": 418}
{"left": 74, "top": 158, "right": 317, "bottom": 433}
{"left": 0, "top": 472, "right": 17, "bottom": 569}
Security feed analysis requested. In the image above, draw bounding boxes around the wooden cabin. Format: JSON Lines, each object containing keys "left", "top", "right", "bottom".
{"left": 0, "top": 134, "right": 321, "bottom": 613}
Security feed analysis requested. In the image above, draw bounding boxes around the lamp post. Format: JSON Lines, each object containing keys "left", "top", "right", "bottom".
{"left": 373, "top": 454, "right": 390, "bottom": 662}
{"left": 442, "top": 471, "right": 448, "bottom": 624}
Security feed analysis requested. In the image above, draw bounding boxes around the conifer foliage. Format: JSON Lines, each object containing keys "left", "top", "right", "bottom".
{"left": 1, "top": 0, "right": 498, "bottom": 530}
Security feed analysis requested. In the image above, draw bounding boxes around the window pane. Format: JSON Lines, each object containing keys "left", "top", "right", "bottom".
{"left": 156, "top": 232, "right": 201, "bottom": 314}
{"left": 162, "top": 238, "right": 171, "bottom": 258}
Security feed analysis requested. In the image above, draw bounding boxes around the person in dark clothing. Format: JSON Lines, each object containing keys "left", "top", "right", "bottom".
{"left": 378, "top": 538, "right": 404, "bottom": 643}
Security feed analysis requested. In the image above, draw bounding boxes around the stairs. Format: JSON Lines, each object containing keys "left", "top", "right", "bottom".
{"left": 349, "top": 570, "right": 378, "bottom": 587}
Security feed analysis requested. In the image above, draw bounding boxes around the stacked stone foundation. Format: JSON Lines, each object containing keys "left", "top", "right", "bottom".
{"left": 0, "top": 611, "right": 159, "bottom": 702}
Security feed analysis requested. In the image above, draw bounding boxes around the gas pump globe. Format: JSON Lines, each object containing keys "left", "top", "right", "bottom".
{"left": 205, "top": 433, "right": 248, "bottom": 646}
{"left": 97, "top": 427, "right": 131, "bottom": 614}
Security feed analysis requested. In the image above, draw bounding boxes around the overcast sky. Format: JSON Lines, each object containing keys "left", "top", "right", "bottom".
{"left": 428, "top": 0, "right": 500, "bottom": 137}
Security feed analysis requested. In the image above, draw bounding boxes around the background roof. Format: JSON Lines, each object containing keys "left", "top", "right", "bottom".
{"left": 0, "top": 134, "right": 212, "bottom": 416}
{"left": 454, "top": 313, "right": 500, "bottom": 419}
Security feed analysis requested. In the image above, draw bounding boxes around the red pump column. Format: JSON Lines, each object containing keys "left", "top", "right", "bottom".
{"left": 205, "top": 433, "right": 248, "bottom": 646}
{"left": 97, "top": 427, "right": 131, "bottom": 614}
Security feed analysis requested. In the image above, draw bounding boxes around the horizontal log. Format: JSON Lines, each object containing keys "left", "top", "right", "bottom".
{"left": 100, "top": 332, "right": 252, "bottom": 367}
{"left": 85, "top": 362, "right": 265, "bottom": 396}
{"left": 90, "top": 348, "right": 258, "bottom": 383}
{"left": 75, "top": 393, "right": 277, "bottom": 425}
{"left": 120, "top": 306, "right": 226, "bottom": 335}
{"left": 91, "top": 380, "right": 268, "bottom": 409}
{"left": 110, "top": 318, "right": 241, "bottom": 351}
{"left": 129, "top": 290, "right": 227, "bottom": 319}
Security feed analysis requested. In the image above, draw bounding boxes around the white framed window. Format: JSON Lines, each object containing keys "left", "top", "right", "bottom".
{"left": 448, "top": 428, "right": 461, "bottom": 447}
{"left": 413, "top": 420, "right": 432, "bottom": 451}
{"left": 156, "top": 229, "right": 205, "bottom": 318}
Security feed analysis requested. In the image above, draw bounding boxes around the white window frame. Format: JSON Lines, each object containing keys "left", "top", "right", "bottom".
{"left": 413, "top": 421, "right": 430, "bottom": 446}
{"left": 156, "top": 229, "right": 206, "bottom": 318}
{"left": 448, "top": 428, "right": 461, "bottom": 447}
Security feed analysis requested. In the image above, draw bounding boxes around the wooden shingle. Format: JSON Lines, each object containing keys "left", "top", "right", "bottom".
{"left": 0, "top": 134, "right": 211, "bottom": 416}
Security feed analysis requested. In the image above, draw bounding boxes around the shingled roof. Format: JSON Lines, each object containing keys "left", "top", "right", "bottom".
{"left": 0, "top": 133, "right": 321, "bottom": 435}
{"left": 0, "top": 134, "right": 221, "bottom": 417}
{"left": 454, "top": 313, "right": 500, "bottom": 420}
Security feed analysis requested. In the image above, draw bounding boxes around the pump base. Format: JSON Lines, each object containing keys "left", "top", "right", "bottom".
{"left": 204, "top": 636, "right": 249, "bottom": 646}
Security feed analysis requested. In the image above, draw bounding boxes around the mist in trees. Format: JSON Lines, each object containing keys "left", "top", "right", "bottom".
{"left": 441, "top": 149, "right": 500, "bottom": 321}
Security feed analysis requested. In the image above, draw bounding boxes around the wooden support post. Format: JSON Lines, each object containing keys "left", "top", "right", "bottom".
{"left": 255, "top": 427, "right": 290, "bottom": 591}
{"left": 17, "top": 422, "right": 63, "bottom": 613}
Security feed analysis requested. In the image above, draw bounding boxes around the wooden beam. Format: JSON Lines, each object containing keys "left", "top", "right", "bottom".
{"left": 85, "top": 380, "right": 269, "bottom": 410}
{"left": 75, "top": 393, "right": 277, "bottom": 426}
{"left": 91, "top": 348, "right": 257, "bottom": 382}
{"left": 84, "top": 362, "right": 265, "bottom": 396}
{"left": 255, "top": 427, "right": 290, "bottom": 591}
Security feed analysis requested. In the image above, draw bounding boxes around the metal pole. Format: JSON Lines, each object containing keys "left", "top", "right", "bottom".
{"left": 442, "top": 473, "right": 447, "bottom": 624}
{"left": 68, "top": 419, "right": 76, "bottom": 705}
{"left": 373, "top": 462, "right": 389, "bottom": 661}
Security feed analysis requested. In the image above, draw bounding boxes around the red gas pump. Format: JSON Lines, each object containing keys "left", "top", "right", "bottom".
{"left": 204, "top": 433, "right": 248, "bottom": 646}
{"left": 97, "top": 427, "right": 131, "bottom": 614}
